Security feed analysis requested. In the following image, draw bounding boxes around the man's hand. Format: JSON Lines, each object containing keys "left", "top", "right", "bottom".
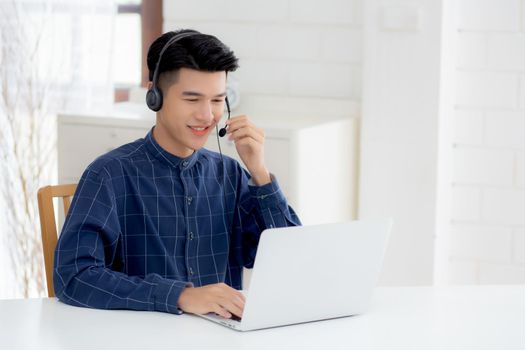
{"left": 226, "top": 115, "right": 271, "bottom": 186}
{"left": 177, "top": 283, "right": 246, "bottom": 319}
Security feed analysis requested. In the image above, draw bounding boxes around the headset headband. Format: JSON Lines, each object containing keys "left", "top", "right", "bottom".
{"left": 150, "top": 31, "right": 197, "bottom": 89}
{"left": 146, "top": 31, "right": 199, "bottom": 111}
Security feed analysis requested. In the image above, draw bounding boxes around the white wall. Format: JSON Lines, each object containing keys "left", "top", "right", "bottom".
{"left": 359, "top": 0, "right": 444, "bottom": 285}
{"left": 162, "top": 0, "right": 525, "bottom": 286}
{"left": 448, "top": 0, "right": 525, "bottom": 284}
{"left": 360, "top": 0, "right": 525, "bottom": 285}
{"left": 163, "top": 0, "right": 361, "bottom": 120}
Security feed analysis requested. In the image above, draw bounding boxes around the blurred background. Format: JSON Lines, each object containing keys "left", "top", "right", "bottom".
{"left": 1, "top": 0, "right": 524, "bottom": 299}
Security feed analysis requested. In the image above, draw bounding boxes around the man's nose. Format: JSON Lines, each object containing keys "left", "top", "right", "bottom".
{"left": 196, "top": 102, "right": 215, "bottom": 122}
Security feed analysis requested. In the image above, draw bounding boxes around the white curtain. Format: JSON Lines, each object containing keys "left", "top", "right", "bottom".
{"left": 0, "top": 0, "right": 116, "bottom": 298}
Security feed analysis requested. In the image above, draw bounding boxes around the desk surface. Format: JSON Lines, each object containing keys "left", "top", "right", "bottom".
{"left": 1, "top": 286, "right": 524, "bottom": 350}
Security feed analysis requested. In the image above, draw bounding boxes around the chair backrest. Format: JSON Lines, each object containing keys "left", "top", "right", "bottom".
{"left": 37, "top": 184, "right": 77, "bottom": 297}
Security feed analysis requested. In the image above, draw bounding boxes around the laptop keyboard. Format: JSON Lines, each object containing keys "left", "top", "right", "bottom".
{"left": 206, "top": 312, "right": 242, "bottom": 323}
{"left": 230, "top": 314, "right": 242, "bottom": 322}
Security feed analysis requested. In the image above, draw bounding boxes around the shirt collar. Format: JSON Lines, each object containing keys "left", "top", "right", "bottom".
{"left": 144, "top": 126, "right": 200, "bottom": 169}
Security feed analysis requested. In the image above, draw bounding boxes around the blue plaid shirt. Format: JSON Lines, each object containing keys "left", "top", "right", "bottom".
{"left": 53, "top": 127, "right": 300, "bottom": 314}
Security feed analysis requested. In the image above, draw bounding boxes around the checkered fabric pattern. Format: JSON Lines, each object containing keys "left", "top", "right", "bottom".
{"left": 53, "top": 128, "right": 301, "bottom": 314}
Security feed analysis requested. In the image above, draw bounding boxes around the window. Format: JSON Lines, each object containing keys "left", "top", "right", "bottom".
{"left": 114, "top": 0, "right": 162, "bottom": 102}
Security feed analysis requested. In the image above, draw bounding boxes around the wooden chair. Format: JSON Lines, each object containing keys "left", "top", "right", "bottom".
{"left": 37, "top": 184, "right": 77, "bottom": 297}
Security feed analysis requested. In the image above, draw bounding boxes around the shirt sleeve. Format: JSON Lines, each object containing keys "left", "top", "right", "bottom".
{"left": 53, "top": 167, "right": 191, "bottom": 314}
{"left": 235, "top": 170, "right": 302, "bottom": 268}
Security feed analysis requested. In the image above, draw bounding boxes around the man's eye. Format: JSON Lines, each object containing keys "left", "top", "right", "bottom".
{"left": 185, "top": 99, "right": 198, "bottom": 102}
{"left": 212, "top": 99, "right": 224, "bottom": 103}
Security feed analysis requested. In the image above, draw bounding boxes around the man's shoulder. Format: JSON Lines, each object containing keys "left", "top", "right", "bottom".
{"left": 85, "top": 137, "right": 147, "bottom": 176}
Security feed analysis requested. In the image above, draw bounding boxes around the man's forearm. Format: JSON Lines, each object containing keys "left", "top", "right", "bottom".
{"left": 55, "top": 265, "right": 191, "bottom": 314}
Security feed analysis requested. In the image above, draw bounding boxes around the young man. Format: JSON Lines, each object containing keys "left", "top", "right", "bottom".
{"left": 53, "top": 30, "right": 300, "bottom": 319}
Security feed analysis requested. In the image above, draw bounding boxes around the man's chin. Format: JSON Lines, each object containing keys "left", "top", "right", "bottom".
{"left": 185, "top": 132, "right": 212, "bottom": 152}
{"left": 187, "top": 141, "right": 208, "bottom": 152}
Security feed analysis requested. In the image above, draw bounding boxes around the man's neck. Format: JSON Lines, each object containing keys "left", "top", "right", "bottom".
{"left": 152, "top": 124, "right": 194, "bottom": 158}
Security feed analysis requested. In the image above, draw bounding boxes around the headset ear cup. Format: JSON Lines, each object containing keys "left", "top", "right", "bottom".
{"left": 146, "top": 87, "right": 163, "bottom": 112}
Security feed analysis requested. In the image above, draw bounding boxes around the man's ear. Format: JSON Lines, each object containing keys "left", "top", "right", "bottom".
{"left": 147, "top": 81, "right": 153, "bottom": 90}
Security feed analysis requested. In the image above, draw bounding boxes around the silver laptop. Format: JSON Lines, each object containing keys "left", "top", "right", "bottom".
{"left": 197, "top": 219, "right": 392, "bottom": 331}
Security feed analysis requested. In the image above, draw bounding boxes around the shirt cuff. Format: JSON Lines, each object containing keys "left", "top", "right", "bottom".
{"left": 152, "top": 276, "right": 193, "bottom": 314}
{"left": 248, "top": 173, "right": 287, "bottom": 210}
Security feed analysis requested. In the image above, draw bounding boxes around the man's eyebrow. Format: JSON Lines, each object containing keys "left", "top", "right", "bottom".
{"left": 181, "top": 91, "right": 227, "bottom": 98}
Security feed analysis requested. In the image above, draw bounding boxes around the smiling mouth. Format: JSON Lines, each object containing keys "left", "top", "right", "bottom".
{"left": 188, "top": 125, "right": 211, "bottom": 136}
{"left": 188, "top": 126, "right": 209, "bottom": 131}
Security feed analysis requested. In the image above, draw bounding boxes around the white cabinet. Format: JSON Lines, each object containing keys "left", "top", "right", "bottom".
{"left": 57, "top": 109, "right": 358, "bottom": 224}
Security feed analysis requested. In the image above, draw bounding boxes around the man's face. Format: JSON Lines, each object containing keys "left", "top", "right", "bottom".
{"left": 154, "top": 67, "right": 227, "bottom": 158}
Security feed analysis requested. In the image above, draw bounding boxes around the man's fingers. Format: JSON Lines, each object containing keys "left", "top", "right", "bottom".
{"left": 225, "top": 114, "right": 249, "bottom": 126}
{"left": 234, "top": 137, "right": 260, "bottom": 151}
{"left": 234, "top": 291, "right": 246, "bottom": 305}
{"left": 229, "top": 127, "right": 264, "bottom": 144}
{"left": 226, "top": 117, "right": 262, "bottom": 136}
{"left": 220, "top": 288, "right": 245, "bottom": 315}
{"left": 213, "top": 304, "right": 232, "bottom": 319}
{"left": 210, "top": 298, "right": 243, "bottom": 319}
{"left": 209, "top": 284, "right": 245, "bottom": 318}
{"left": 231, "top": 293, "right": 246, "bottom": 312}
{"left": 219, "top": 299, "right": 244, "bottom": 318}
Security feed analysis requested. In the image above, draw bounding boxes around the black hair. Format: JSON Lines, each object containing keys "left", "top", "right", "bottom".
{"left": 147, "top": 29, "right": 239, "bottom": 86}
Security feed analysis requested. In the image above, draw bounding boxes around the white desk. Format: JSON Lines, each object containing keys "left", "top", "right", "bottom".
{"left": 1, "top": 286, "right": 524, "bottom": 350}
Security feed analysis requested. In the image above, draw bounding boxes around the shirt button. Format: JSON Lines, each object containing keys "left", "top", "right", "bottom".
{"left": 182, "top": 161, "right": 188, "bottom": 167}
{"left": 189, "top": 267, "right": 194, "bottom": 275}
{"left": 187, "top": 196, "right": 193, "bottom": 205}
{"left": 189, "top": 232, "right": 194, "bottom": 240}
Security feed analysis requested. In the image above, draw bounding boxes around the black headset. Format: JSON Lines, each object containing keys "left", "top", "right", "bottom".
{"left": 146, "top": 31, "right": 230, "bottom": 137}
